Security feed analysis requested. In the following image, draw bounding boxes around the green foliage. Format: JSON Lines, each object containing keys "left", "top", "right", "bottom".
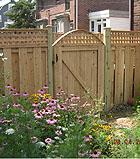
{"left": 6, "top": 0, "right": 36, "bottom": 28}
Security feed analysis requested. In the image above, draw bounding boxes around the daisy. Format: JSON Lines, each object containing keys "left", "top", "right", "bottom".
{"left": 57, "top": 105, "right": 66, "bottom": 110}
{"left": 45, "top": 138, "right": 52, "bottom": 144}
{"left": 91, "top": 151, "right": 101, "bottom": 158}
{"left": 13, "top": 103, "right": 20, "bottom": 107}
{"left": 23, "top": 92, "right": 29, "bottom": 96}
{"left": 34, "top": 112, "right": 43, "bottom": 119}
{"left": 43, "top": 85, "right": 48, "bottom": 89}
{"left": 55, "top": 130, "right": 62, "bottom": 135}
{"left": 5, "top": 84, "right": 11, "bottom": 88}
{"left": 46, "top": 118, "right": 57, "bottom": 125}
{"left": 38, "top": 89, "right": 44, "bottom": 94}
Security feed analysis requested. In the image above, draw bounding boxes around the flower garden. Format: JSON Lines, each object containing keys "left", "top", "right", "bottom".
{"left": 0, "top": 84, "right": 140, "bottom": 158}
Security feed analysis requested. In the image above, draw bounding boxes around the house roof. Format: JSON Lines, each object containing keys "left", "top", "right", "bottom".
{"left": 0, "top": 0, "right": 19, "bottom": 8}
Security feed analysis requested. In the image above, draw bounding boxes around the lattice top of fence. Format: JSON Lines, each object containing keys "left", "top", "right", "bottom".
{"left": 53, "top": 30, "right": 104, "bottom": 46}
{"left": 111, "top": 31, "right": 140, "bottom": 45}
{"left": 0, "top": 29, "right": 48, "bottom": 47}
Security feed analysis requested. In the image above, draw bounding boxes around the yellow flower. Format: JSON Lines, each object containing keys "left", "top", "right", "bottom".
{"left": 91, "top": 129, "right": 96, "bottom": 132}
{"left": 96, "top": 129, "right": 100, "bottom": 133}
{"left": 93, "top": 123, "right": 98, "bottom": 126}
{"left": 112, "top": 130, "right": 115, "bottom": 132}
{"left": 85, "top": 128, "right": 88, "bottom": 132}
{"left": 117, "top": 130, "right": 122, "bottom": 133}
{"left": 121, "top": 134, "right": 126, "bottom": 137}
{"left": 106, "top": 135, "right": 113, "bottom": 141}
{"left": 90, "top": 142, "right": 93, "bottom": 146}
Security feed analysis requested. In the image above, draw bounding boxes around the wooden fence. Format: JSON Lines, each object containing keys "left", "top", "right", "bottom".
{"left": 0, "top": 26, "right": 140, "bottom": 111}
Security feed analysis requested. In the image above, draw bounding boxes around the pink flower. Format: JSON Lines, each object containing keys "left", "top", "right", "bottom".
{"left": 42, "top": 109, "right": 52, "bottom": 115}
{"left": 2, "top": 102, "right": 6, "bottom": 106}
{"left": 45, "top": 138, "right": 52, "bottom": 144}
{"left": 5, "top": 84, "right": 11, "bottom": 88}
{"left": 72, "top": 96, "right": 80, "bottom": 100}
{"left": 23, "top": 92, "right": 28, "bottom": 96}
{"left": 78, "top": 151, "right": 88, "bottom": 157}
{"left": 53, "top": 113, "right": 60, "bottom": 117}
{"left": 46, "top": 118, "right": 57, "bottom": 125}
{"left": 48, "top": 100, "right": 56, "bottom": 106}
{"left": 57, "top": 105, "right": 66, "bottom": 110}
{"left": 41, "top": 99, "right": 49, "bottom": 103}
{"left": 34, "top": 112, "right": 43, "bottom": 119}
{"left": 31, "top": 137, "right": 38, "bottom": 143}
{"left": 32, "top": 109, "right": 38, "bottom": 113}
{"left": 84, "top": 137, "right": 91, "bottom": 142}
{"left": 32, "top": 103, "right": 41, "bottom": 107}
{"left": 55, "top": 130, "right": 62, "bottom": 135}
{"left": 13, "top": 92, "right": 20, "bottom": 96}
{"left": 91, "top": 151, "right": 101, "bottom": 158}
{"left": 38, "top": 89, "right": 44, "bottom": 94}
{"left": 43, "top": 85, "right": 48, "bottom": 89}
{"left": 70, "top": 103, "right": 78, "bottom": 106}
{"left": 77, "top": 115, "right": 82, "bottom": 119}
{"left": 9, "top": 89, "right": 14, "bottom": 93}
{"left": 89, "top": 135, "right": 93, "bottom": 139}
{"left": 13, "top": 103, "right": 20, "bottom": 107}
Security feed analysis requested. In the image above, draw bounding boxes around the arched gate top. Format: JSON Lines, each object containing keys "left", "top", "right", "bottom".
{"left": 52, "top": 29, "right": 104, "bottom": 46}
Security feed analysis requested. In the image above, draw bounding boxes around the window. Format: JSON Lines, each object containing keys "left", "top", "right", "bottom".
{"left": 52, "top": 19, "right": 57, "bottom": 33}
{"left": 65, "top": 0, "right": 70, "bottom": 10}
{"left": 56, "top": 0, "right": 60, "bottom": 4}
{"left": 57, "top": 20, "right": 64, "bottom": 33}
{"left": 91, "top": 21, "right": 94, "bottom": 32}
{"left": 41, "top": 0, "right": 44, "bottom": 9}
{"left": 90, "top": 18, "right": 107, "bottom": 33}
{"left": 0, "top": 15, "right": 2, "bottom": 22}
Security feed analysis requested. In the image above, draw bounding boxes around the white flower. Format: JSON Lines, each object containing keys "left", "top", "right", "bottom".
{"left": 2, "top": 57, "right": 8, "bottom": 61}
{"left": 5, "top": 128, "right": 15, "bottom": 135}
{"left": 54, "top": 136, "right": 60, "bottom": 140}
{"left": 62, "top": 127, "right": 68, "bottom": 131}
{"left": 0, "top": 53, "right": 3, "bottom": 57}
{"left": 36, "top": 142, "right": 46, "bottom": 148}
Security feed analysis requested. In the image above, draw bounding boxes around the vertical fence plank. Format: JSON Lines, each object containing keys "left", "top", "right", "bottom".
{"left": 110, "top": 49, "right": 115, "bottom": 106}
{"left": 47, "top": 25, "right": 54, "bottom": 97}
{"left": 98, "top": 45, "right": 105, "bottom": 100}
{"left": 3, "top": 48, "right": 13, "bottom": 87}
{"left": 124, "top": 46, "right": 134, "bottom": 103}
{"left": 134, "top": 45, "right": 140, "bottom": 97}
{"left": 104, "top": 28, "right": 111, "bottom": 112}
{"left": 33, "top": 47, "right": 42, "bottom": 93}
{"left": 115, "top": 47, "right": 124, "bottom": 105}
{"left": 19, "top": 48, "right": 27, "bottom": 94}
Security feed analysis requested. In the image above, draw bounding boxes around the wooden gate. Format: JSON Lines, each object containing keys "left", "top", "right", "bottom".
{"left": 53, "top": 30, "right": 105, "bottom": 100}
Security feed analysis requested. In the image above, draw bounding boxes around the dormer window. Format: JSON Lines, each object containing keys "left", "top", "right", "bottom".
{"left": 65, "top": 0, "right": 70, "bottom": 10}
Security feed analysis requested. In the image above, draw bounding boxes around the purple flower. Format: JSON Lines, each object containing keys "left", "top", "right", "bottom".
{"left": 32, "top": 103, "right": 41, "bottom": 107}
{"left": 43, "top": 85, "right": 48, "bottom": 89}
{"left": 57, "top": 105, "right": 66, "bottom": 110}
{"left": 53, "top": 113, "right": 60, "bottom": 117}
{"left": 2, "top": 102, "right": 6, "bottom": 106}
{"left": 1, "top": 94, "right": 5, "bottom": 97}
{"left": 31, "top": 137, "right": 38, "bottom": 143}
{"left": 38, "top": 89, "right": 44, "bottom": 94}
{"left": 41, "top": 99, "right": 49, "bottom": 103}
{"left": 2, "top": 143, "right": 8, "bottom": 146}
{"left": 89, "top": 135, "right": 93, "bottom": 139}
{"left": 55, "top": 130, "right": 62, "bottom": 135}
{"left": 23, "top": 92, "right": 28, "bottom": 96}
{"left": 48, "top": 100, "right": 56, "bottom": 106}
{"left": 46, "top": 118, "right": 57, "bottom": 125}
{"left": 9, "top": 89, "right": 14, "bottom": 93}
{"left": 91, "top": 151, "right": 101, "bottom": 158}
{"left": 34, "top": 112, "right": 43, "bottom": 119}
{"left": 45, "top": 138, "right": 52, "bottom": 144}
{"left": 5, "top": 84, "right": 11, "bottom": 88}
{"left": 78, "top": 151, "right": 88, "bottom": 157}
{"left": 84, "top": 137, "right": 91, "bottom": 142}
{"left": 13, "top": 92, "right": 20, "bottom": 96}
{"left": 13, "top": 103, "right": 20, "bottom": 107}
{"left": 42, "top": 109, "right": 51, "bottom": 115}
{"left": 0, "top": 127, "right": 2, "bottom": 130}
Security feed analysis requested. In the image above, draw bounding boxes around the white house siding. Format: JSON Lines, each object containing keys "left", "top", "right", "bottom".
{"left": 110, "top": 17, "right": 130, "bottom": 30}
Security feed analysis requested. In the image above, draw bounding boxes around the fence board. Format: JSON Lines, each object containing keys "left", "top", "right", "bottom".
{"left": 124, "top": 46, "right": 134, "bottom": 103}
{"left": 3, "top": 48, "right": 13, "bottom": 87}
{"left": 115, "top": 47, "right": 124, "bottom": 104}
{"left": 134, "top": 45, "right": 140, "bottom": 97}
{"left": 33, "top": 47, "right": 42, "bottom": 93}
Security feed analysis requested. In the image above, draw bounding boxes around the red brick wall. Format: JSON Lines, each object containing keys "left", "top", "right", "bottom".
{"left": 38, "top": 0, "right": 76, "bottom": 28}
{"left": 78, "top": 0, "right": 129, "bottom": 30}
{"left": 132, "top": 0, "right": 140, "bottom": 30}
{"left": 37, "top": 0, "right": 129, "bottom": 30}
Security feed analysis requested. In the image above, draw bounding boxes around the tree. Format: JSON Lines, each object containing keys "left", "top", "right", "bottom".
{"left": 6, "top": 0, "right": 36, "bottom": 28}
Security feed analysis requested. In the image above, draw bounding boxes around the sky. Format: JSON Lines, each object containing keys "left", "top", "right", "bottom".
{"left": 0, "top": 0, "right": 19, "bottom": 8}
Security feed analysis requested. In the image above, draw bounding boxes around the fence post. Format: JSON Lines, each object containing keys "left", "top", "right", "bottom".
{"left": 47, "top": 25, "right": 54, "bottom": 97}
{"left": 104, "top": 27, "right": 111, "bottom": 112}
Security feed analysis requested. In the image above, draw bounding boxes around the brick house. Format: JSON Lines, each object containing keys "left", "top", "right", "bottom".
{"left": 36, "top": 0, "right": 129, "bottom": 33}
{"left": 131, "top": 0, "right": 140, "bottom": 30}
